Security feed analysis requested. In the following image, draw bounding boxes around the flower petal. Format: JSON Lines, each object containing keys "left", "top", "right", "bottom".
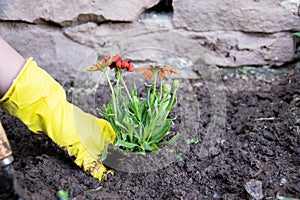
{"left": 144, "top": 70, "right": 153, "bottom": 79}
{"left": 158, "top": 71, "right": 165, "bottom": 80}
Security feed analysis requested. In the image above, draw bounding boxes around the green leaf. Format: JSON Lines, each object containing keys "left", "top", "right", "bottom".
{"left": 57, "top": 189, "right": 69, "bottom": 200}
{"left": 149, "top": 121, "right": 172, "bottom": 144}
{"left": 141, "top": 110, "right": 150, "bottom": 126}
{"left": 131, "top": 84, "right": 138, "bottom": 96}
{"left": 121, "top": 133, "right": 129, "bottom": 141}
{"left": 115, "top": 120, "right": 129, "bottom": 132}
{"left": 240, "top": 66, "right": 248, "bottom": 74}
{"left": 157, "top": 132, "right": 180, "bottom": 147}
{"left": 186, "top": 137, "right": 200, "bottom": 144}
{"left": 150, "top": 143, "right": 160, "bottom": 152}
{"left": 115, "top": 139, "right": 138, "bottom": 149}
{"left": 249, "top": 70, "right": 256, "bottom": 75}
{"left": 178, "top": 155, "right": 185, "bottom": 163}
{"left": 143, "top": 141, "right": 153, "bottom": 151}
{"left": 146, "top": 86, "right": 152, "bottom": 106}
{"left": 293, "top": 32, "right": 300, "bottom": 37}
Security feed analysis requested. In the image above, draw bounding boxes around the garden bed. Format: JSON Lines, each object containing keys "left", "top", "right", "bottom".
{"left": 0, "top": 65, "right": 299, "bottom": 199}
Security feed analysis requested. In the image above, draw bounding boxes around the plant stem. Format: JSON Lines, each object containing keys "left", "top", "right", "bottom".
{"left": 120, "top": 75, "right": 132, "bottom": 101}
{"left": 159, "top": 78, "right": 163, "bottom": 101}
{"left": 104, "top": 69, "right": 118, "bottom": 119}
{"left": 167, "top": 90, "right": 177, "bottom": 115}
{"left": 115, "top": 73, "right": 120, "bottom": 107}
{"left": 150, "top": 72, "right": 157, "bottom": 107}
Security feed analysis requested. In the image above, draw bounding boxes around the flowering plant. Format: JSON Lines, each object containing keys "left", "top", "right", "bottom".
{"left": 88, "top": 55, "right": 180, "bottom": 157}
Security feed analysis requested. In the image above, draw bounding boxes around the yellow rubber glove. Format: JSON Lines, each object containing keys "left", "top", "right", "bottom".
{"left": 0, "top": 58, "right": 116, "bottom": 181}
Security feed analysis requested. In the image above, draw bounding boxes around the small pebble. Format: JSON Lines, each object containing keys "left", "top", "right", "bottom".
{"left": 244, "top": 179, "right": 264, "bottom": 200}
{"left": 210, "top": 147, "right": 220, "bottom": 157}
{"left": 213, "top": 192, "right": 220, "bottom": 199}
{"left": 280, "top": 177, "right": 288, "bottom": 186}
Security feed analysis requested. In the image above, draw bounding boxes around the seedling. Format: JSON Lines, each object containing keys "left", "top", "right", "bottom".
{"left": 239, "top": 66, "right": 256, "bottom": 75}
{"left": 56, "top": 189, "right": 69, "bottom": 200}
{"left": 240, "top": 66, "right": 249, "bottom": 74}
{"left": 249, "top": 70, "right": 256, "bottom": 75}
{"left": 177, "top": 155, "right": 185, "bottom": 163}
{"left": 186, "top": 137, "right": 200, "bottom": 144}
{"left": 88, "top": 55, "right": 180, "bottom": 157}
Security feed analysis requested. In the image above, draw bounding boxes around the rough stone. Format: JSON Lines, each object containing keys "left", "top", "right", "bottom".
{"left": 187, "top": 31, "right": 295, "bottom": 66}
{"left": 173, "top": 0, "right": 300, "bottom": 33}
{"left": 64, "top": 20, "right": 295, "bottom": 67}
{"left": 279, "top": 0, "right": 300, "bottom": 14}
{"left": 63, "top": 20, "right": 207, "bottom": 67}
{"left": 0, "top": 0, "right": 160, "bottom": 26}
{"left": 0, "top": 0, "right": 299, "bottom": 80}
{"left": 0, "top": 23, "right": 95, "bottom": 83}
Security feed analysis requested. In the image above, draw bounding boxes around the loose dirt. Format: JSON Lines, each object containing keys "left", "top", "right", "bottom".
{"left": 0, "top": 66, "right": 299, "bottom": 200}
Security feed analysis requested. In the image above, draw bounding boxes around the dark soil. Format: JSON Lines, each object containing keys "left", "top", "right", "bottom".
{"left": 0, "top": 66, "right": 299, "bottom": 200}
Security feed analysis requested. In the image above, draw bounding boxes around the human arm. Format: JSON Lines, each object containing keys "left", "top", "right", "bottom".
{"left": 0, "top": 36, "right": 25, "bottom": 97}
{"left": 0, "top": 37, "right": 116, "bottom": 181}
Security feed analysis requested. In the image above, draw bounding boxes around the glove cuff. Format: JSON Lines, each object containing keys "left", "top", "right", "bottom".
{"left": 0, "top": 57, "right": 33, "bottom": 109}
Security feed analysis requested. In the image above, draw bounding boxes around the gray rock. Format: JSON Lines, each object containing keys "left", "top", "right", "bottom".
{"left": 187, "top": 31, "right": 295, "bottom": 66}
{"left": 173, "top": 0, "right": 300, "bottom": 33}
{"left": 0, "top": 0, "right": 160, "bottom": 26}
{"left": 49, "top": 11, "right": 300, "bottom": 67}
{"left": 279, "top": 0, "right": 300, "bottom": 14}
{"left": 0, "top": 23, "right": 95, "bottom": 83}
{"left": 63, "top": 20, "right": 208, "bottom": 67}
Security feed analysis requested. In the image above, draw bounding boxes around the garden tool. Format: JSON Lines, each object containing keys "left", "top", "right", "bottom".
{"left": 0, "top": 121, "right": 27, "bottom": 199}
{"left": 0, "top": 58, "right": 116, "bottom": 181}
{"left": 0, "top": 121, "right": 13, "bottom": 169}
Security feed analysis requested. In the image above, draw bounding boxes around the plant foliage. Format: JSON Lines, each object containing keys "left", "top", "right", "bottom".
{"left": 88, "top": 55, "right": 180, "bottom": 156}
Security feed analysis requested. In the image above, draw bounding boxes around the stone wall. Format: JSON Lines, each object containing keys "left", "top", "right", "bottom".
{"left": 0, "top": 0, "right": 299, "bottom": 82}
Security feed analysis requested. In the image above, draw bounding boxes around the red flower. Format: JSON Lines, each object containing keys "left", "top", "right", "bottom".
{"left": 127, "top": 64, "right": 134, "bottom": 72}
{"left": 116, "top": 60, "right": 122, "bottom": 69}
{"left": 90, "top": 55, "right": 135, "bottom": 72}
{"left": 113, "top": 55, "right": 121, "bottom": 62}
{"left": 121, "top": 60, "right": 130, "bottom": 69}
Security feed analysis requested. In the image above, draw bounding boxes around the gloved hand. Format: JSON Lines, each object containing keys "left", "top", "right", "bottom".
{"left": 0, "top": 58, "right": 116, "bottom": 181}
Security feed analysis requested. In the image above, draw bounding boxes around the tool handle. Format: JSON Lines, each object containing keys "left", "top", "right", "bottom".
{"left": 0, "top": 121, "right": 13, "bottom": 166}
